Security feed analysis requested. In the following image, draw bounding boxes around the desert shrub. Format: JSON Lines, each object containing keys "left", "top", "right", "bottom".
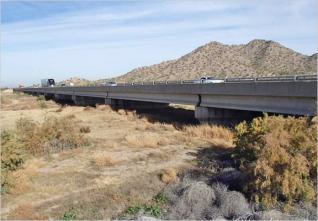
{"left": 1, "top": 131, "right": 25, "bottom": 193}
{"left": 169, "top": 181, "right": 216, "bottom": 219}
{"left": 80, "top": 126, "right": 91, "bottom": 133}
{"left": 62, "top": 207, "right": 77, "bottom": 220}
{"left": 37, "top": 95, "right": 47, "bottom": 108}
{"left": 161, "top": 168, "right": 177, "bottom": 184}
{"left": 166, "top": 177, "right": 251, "bottom": 220}
{"left": 123, "top": 194, "right": 168, "bottom": 218}
{"left": 1, "top": 131, "right": 25, "bottom": 171}
{"left": 233, "top": 114, "right": 317, "bottom": 209}
{"left": 91, "top": 152, "right": 117, "bottom": 167}
{"left": 16, "top": 116, "right": 88, "bottom": 155}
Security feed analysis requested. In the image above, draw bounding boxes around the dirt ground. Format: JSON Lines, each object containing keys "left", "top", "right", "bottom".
{"left": 0, "top": 91, "right": 233, "bottom": 219}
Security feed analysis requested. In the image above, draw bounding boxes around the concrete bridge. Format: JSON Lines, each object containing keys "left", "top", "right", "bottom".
{"left": 14, "top": 75, "right": 317, "bottom": 123}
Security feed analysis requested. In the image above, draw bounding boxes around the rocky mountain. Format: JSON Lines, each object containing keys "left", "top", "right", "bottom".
{"left": 58, "top": 77, "right": 91, "bottom": 86}
{"left": 116, "top": 39, "right": 317, "bottom": 82}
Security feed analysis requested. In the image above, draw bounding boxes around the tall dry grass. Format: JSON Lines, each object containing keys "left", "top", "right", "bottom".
{"left": 8, "top": 203, "right": 47, "bottom": 220}
{"left": 124, "top": 132, "right": 169, "bottom": 148}
{"left": 10, "top": 159, "right": 44, "bottom": 195}
{"left": 91, "top": 152, "right": 118, "bottom": 167}
{"left": 183, "top": 124, "right": 233, "bottom": 141}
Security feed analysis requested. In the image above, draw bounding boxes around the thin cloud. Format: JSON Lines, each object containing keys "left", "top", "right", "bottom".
{"left": 1, "top": 0, "right": 317, "bottom": 87}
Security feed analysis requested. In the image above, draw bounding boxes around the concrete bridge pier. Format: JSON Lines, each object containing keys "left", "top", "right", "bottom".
{"left": 195, "top": 106, "right": 255, "bottom": 125}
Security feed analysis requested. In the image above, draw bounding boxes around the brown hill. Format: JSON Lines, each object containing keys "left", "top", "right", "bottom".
{"left": 116, "top": 39, "right": 317, "bottom": 82}
{"left": 59, "top": 77, "right": 91, "bottom": 86}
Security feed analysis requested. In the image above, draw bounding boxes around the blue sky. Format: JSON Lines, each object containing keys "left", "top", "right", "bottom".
{"left": 1, "top": 0, "right": 317, "bottom": 87}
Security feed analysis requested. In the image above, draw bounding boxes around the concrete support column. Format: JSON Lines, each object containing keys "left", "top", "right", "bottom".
{"left": 195, "top": 106, "right": 253, "bottom": 125}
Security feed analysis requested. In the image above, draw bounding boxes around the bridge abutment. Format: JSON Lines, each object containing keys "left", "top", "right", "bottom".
{"left": 195, "top": 106, "right": 255, "bottom": 125}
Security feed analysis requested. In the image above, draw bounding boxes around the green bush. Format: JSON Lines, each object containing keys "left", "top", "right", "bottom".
{"left": 233, "top": 115, "right": 317, "bottom": 210}
{"left": 123, "top": 193, "right": 168, "bottom": 218}
{"left": 61, "top": 207, "right": 77, "bottom": 220}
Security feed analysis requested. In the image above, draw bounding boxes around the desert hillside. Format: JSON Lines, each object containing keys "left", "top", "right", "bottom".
{"left": 116, "top": 39, "right": 317, "bottom": 82}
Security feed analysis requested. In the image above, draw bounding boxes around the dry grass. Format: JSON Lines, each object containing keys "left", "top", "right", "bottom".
{"left": 124, "top": 132, "right": 166, "bottom": 148}
{"left": 7, "top": 204, "right": 48, "bottom": 220}
{"left": 55, "top": 106, "right": 64, "bottom": 112}
{"left": 161, "top": 168, "right": 177, "bottom": 184}
{"left": 83, "top": 106, "right": 93, "bottom": 111}
{"left": 1, "top": 92, "right": 58, "bottom": 111}
{"left": 1, "top": 92, "right": 237, "bottom": 220}
{"left": 183, "top": 124, "right": 233, "bottom": 143}
{"left": 91, "top": 152, "right": 118, "bottom": 167}
{"left": 10, "top": 158, "right": 44, "bottom": 194}
{"left": 96, "top": 104, "right": 113, "bottom": 112}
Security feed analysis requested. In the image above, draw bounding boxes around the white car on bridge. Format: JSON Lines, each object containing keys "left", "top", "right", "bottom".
{"left": 196, "top": 77, "right": 225, "bottom": 84}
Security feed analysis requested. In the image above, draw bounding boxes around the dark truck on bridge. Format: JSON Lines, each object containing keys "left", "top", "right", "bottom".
{"left": 41, "top": 79, "right": 56, "bottom": 87}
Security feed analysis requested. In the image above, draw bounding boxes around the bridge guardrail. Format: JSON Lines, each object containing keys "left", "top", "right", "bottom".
{"left": 22, "top": 74, "right": 317, "bottom": 89}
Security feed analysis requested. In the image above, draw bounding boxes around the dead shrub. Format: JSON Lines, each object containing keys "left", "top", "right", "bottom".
{"left": 166, "top": 177, "right": 251, "bottom": 220}
{"left": 161, "top": 168, "right": 177, "bottom": 184}
{"left": 218, "top": 190, "right": 250, "bottom": 219}
{"left": 169, "top": 181, "right": 216, "bottom": 219}
{"left": 91, "top": 152, "right": 117, "bottom": 167}
{"left": 16, "top": 115, "right": 89, "bottom": 155}
{"left": 183, "top": 124, "right": 233, "bottom": 143}
{"left": 233, "top": 114, "right": 317, "bottom": 209}
{"left": 80, "top": 126, "right": 91, "bottom": 133}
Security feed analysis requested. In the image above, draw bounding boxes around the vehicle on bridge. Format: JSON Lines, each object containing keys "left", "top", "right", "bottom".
{"left": 194, "top": 76, "right": 225, "bottom": 84}
{"left": 101, "top": 81, "right": 117, "bottom": 86}
{"left": 41, "top": 79, "right": 55, "bottom": 87}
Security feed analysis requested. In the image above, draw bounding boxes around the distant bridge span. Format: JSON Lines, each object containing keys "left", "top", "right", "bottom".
{"left": 14, "top": 75, "right": 317, "bottom": 122}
